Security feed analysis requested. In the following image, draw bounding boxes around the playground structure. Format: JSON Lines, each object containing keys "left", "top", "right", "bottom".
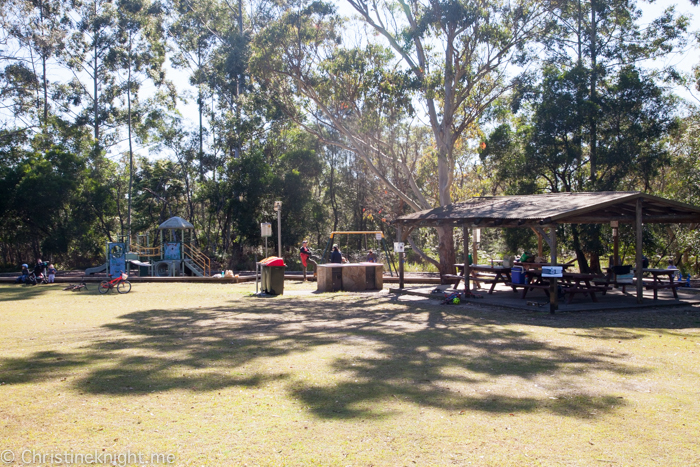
{"left": 87, "top": 216, "right": 212, "bottom": 277}
{"left": 318, "top": 231, "right": 396, "bottom": 276}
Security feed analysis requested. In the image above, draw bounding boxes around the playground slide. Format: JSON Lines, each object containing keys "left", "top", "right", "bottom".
{"left": 85, "top": 262, "right": 107, "bottom": 275}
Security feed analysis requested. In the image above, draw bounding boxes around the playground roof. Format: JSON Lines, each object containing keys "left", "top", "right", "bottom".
{"left": 158, "top": 216, "right": 194, "bottom": 230}
{"left": 394, "top": 192, "right": 700, "bottom": 228}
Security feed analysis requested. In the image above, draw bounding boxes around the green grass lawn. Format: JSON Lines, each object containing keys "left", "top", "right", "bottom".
{"left": 1, "top": 282, "right": 700, "bottom": 466}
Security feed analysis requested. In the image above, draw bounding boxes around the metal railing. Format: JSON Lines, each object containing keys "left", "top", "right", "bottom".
{"left": 130, "top": 244, "right": 161, "bottom": 257}
{"left": 183, "top": 243, "right": 211, "bottom": 277}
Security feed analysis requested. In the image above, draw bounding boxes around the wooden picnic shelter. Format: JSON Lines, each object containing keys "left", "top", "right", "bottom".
{"left": 393, "top": 192, "right": 700, "bottom": 312}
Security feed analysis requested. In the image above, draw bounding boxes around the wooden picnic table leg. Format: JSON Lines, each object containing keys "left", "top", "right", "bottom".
{"left": 653, "top": 277, "right": 659, "bottom": 300}
{"left": 452, "top": 266, "right": 463, "bottom": 290}
{"left": 506, "top": 272, "right": 516, "bottom": 292}
{"left": 520, "top": 285, "right": 529, "bottom": 299}
{"left": 663, "top": 274, "right": 678, "bottom": 300}
{"left": 585, "top": 280, "right": 598, "bottom": 302}
{"left": 488, "top": 273, "right": 500, "bottom": 294}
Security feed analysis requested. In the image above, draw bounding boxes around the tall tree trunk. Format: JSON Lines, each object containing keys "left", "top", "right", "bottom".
{"left": 571, "top": 225, "right": 590, "bottom": 273}
{"left": 589, "top": 252, "right": 601, "bottom": 274}
{"left": 39, "top": 0, "right": 48, "bottom": 128}
{"left": 436, "top": 225, "right": 456, "bottom": 280}
{"left": 41, "top": 55, "right": 48, "bottom": 126}
{"left": 93, "top": 0, "right": 100, "bottom": 151}
{"left": 198, "top": 43, "right": 204, "bottom": 181}
{"left": 589, "top": 0, "right": 598, "bottom": 184}
{"left": 435, "top": 138, "right": 455, "bottom": 276}
{"left": 329, "top": 149, "right": 339, "bottom": 231}
{"left": 126, "top": 33, "right": 134, "bottom": 244}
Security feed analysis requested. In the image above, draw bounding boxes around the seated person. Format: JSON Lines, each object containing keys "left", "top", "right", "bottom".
{"left": 330, "top": 245, "right": 343, "bottom": 264}
{"left": 667, "top": 260, "right": 681, "bottom": 280}
{"left": 15, "top": 264, "right": 29, "bottom": 283}
{"left": 33, "top": 258, "right": 47, "bottom": 278}
{"left": 366, "top": 249, "right": 377, "bottom": 263}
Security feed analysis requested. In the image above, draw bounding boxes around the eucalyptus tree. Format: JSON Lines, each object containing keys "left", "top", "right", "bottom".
{"left": 539, "top": 0, "right": 687, "bottom": 185}
{"left": 1, "top": 0, "right": 69, "bottom": 131}
{"left": 107, "top": 0, "right": 169, "bottom": 241}
{"left": 481, "top": 0, "right": 687, "bottom": 271}
{"left": 252, "top": 0, "right": 552, "bottom": 276}
{"left": 168, "top": 0, "right": 227, "bottom": 180}
{"left": 64, "top": 0, "right": 119, "bottom": 153}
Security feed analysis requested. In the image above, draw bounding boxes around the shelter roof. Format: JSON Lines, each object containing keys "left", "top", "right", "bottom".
{"left": 158, "top": 216, "right": 194, "bottom": 230}
{"left": 394, "top": 192, "right": 700, "bottom": 228}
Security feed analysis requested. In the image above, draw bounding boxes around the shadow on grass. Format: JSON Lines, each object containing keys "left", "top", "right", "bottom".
{"left": 2, "top": 293, "right": 680, "bottom": 420}
{"left": 0, "top": 284, "right": 54, "bottom": 302}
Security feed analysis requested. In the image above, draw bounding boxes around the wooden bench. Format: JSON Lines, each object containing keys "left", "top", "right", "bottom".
{"left": 590, "top": 276, "right": 614, "bottom": 295}
{"left": 508, "top": 282, "right": 550, "bottom": 299}
{"left": 442, "top": 274, "right": 463, "bottom": 289}
{"left": 442, "top": 272, "right": 495, "bottom": 290}
{"left": 644, "top": 281, "right": 680, "bottom": 300}
{"left": 561, "top": 285, "right": 608, "bottom": 303}
{"left": 472, "top": 273, "right": 497, "bottom": 284}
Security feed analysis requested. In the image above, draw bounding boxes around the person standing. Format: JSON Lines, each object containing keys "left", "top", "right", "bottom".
{"left": 47, "top": 263, "right": 57, "bottom": 283}
{"left": 300, "top": 240, "right": 311, "bottom": 281}
{"left": 330, "top": 244, "right": 343, "bottom": 264}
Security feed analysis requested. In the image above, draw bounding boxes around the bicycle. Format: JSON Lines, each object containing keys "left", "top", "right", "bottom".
{"left": 98, "top": 271, "right": 131, "bottom": 294}
{"left": 63, "top": 276, "right": 88, "bottom": 292}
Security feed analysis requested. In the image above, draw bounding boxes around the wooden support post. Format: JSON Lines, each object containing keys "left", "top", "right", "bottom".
{"left": 397, "top": 225, "right": 404, "bottom": 289}
{"left": 636, "top": 199, "right": 644, "bottom": 303}
{"left": 613, "top": 227, "right": 619, "bottom": 266}
{"left": 531, "top": 226, "right": 553, "bottom": 251}
{"left": 549, "top": 225, "right": 558, "bottom": 314}
{"left": 472, "top": 228, "right": 479, "bottom": 269}
{"left": 463, "top": 224, "right": 470, "bottom": 293}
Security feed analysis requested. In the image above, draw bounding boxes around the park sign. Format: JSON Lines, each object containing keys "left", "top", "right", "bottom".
{"left": 393, "top": 242, "right": 404, "bottom": 253}
{"left": 261, "top": 223, "right": 272, "bottom": 237}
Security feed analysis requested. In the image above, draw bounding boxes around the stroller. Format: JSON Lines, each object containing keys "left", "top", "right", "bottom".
{"left": 28, "top": 261, "right": 50, "bottom": 285}
{"left": 27, "top": 271, "right": 49, "bottom": 285}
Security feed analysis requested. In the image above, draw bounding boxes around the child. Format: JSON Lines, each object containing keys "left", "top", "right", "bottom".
{"left": 15, "top": 264, "right": 29, "bottom": 284}
{"left": 667, "top": 259, "right": 681, "bottom": 281}
{"left": 366, "top": 249, "right": 377, "bottom": 263}
{"left": 47, "top": 263, "right": 57, "bottom": 283}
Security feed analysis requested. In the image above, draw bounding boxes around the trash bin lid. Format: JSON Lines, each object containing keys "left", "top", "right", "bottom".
{"left": 260, "top": 256, "right": 285, "bottom": 267}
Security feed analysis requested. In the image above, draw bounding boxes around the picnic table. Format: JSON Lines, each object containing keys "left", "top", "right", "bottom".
{"left": 513, "top": 270, "right": 608, "bottom": 303}
{"left": 559, "top": 272, "right": 609, "bottom": 303}
{"left": 514, "top": 262, "right": 574, "bottom": 270}
{"left": 601, "top": 267, "right": 680, "bottom": 300}
{"left": 447, "top": 264, "right": 515, "bottom": 294}
{"left": 601, "top": 266, "right": 634, "bottom": 293}
{"left": 634, "top": 268, "right": 680, "bottom": 300}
